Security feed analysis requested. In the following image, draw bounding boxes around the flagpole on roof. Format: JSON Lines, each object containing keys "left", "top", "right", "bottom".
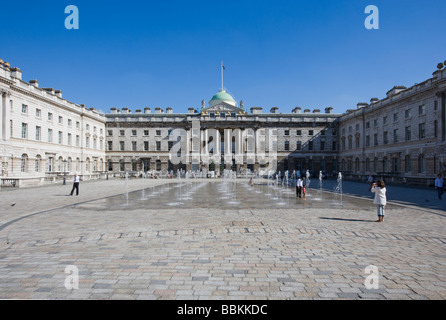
{"left": 221, "top": 61, "right": 224, "bottom": 91}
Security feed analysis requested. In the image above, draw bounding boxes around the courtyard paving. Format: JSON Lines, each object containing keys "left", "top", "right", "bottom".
{"left": 0, "top": 177, "right": 445, "bottom": 300}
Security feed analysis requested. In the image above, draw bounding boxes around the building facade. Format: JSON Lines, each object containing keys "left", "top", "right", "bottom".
{"left": 1, "top": 58, "right": 445, "bottom": 187}
{"left": 105, "top": 91, "right": 340, "bottom": 178}
{"left": 337, "top": 67, "right": 446, "bottom": 185}
{"left": 0, "top": 60, "right": 106, "bottom": 187}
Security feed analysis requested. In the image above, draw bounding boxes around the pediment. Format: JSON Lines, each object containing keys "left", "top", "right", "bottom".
{"left": 203, "top": 102, "right": 243, "bottom": 113}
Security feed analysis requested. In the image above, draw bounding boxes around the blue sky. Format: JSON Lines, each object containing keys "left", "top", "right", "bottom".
{"left": 1, "top": 0, "right": 445, "bottom": 114}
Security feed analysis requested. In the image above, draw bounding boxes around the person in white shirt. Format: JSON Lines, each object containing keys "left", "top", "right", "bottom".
{"left": 370, "top": 180, "right": 387, "bottom": 222}
{"left": 435, "top": 174, "right": 444, "bottom": 200}
{"left": 70, "top": 173, "right": 80, "bottom": 196}
{"left": 296, "top": 177, "right": 303, "bottom": 198}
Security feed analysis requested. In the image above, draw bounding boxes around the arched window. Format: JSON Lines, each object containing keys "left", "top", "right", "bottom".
{"left": 21, "top": 154, "right": 28, "bottom": 173}
{"left": 418, "top": 154, "right": 425, "bottom": 173}
{"left": 382, "top": 157, "right": 388, "bottom": 172}
{"left": 365, "top": 158, "right": 370, "bottom": 172}
{"left": 58, "top": 157, "right": 63, "bottom": 172}
{"left": 67, "top": 157, "right": 72, "bottom": 172}
{"left": 35, "top": 155, "right": 41, "bottom": 172}
{"left": 405, "top": 155, "right": 411, "bottom": 173}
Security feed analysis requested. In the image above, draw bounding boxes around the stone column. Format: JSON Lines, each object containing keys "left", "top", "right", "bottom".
{"left": 441, "top": 92, "right": 446, "bottom": 142}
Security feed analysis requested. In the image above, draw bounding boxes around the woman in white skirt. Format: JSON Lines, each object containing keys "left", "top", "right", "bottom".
{"left": 371, "top": 180, "right": 387, "bottom": 222}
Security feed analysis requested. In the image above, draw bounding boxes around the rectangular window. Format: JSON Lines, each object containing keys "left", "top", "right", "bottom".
{"left": 120, "top": 141, "right": 125, "bottom": 151}
{"left": 120, "top": 130, "right": 125, "bottom": 136}
{"left": 284, "top": 130, "right": 290, "bottom": 136}
{"left": 36, "top": 108, "right": 41, "bottom": 118}
{"left": 365, "top": 135, "right": 370, "bottom": 147}
{"left": 320, "top": 141, "right": 325, "bottom": 151}
{"left": 76, "top": 135, "right": 80, "bottom": 147}
{"left": 132, "top": 141, "right": 137, "bottom": 151}
{"left": 405, "top": 126, "right": 411, "bottom": 141}
{"left": 365, "top": 122, "right": 370, "bottom": 129}
{"left": 108, "top": 130, "right": 113, "bottom": 136}
{"left": 296, "top": 130, "right": 302, "bottom": 136}
{"left": 383, "top": 131, "right": 388, "bottom": 145}
{"left": 418, "top": 104, "right": 425, "bottom": 115}
{"left": 156, "top": 130, "right": 161, "bottom": 136}
{"left": 144, "top": 141, "right": 149, "bottom": 151}
{"left": 22, "top": 104, "right": 28, "bottom": 114}
{"left": 48, "top": 112, "right": 53, "bottom": 121}
{"left": 308, "top": 141, "right": 313, "bottom": 151}
{"left": 419, "top": 123, "right": 425, "bottom": 139}
{"left": 35, "top": 126, "right": 41, "bottom": 141}
{"left": 332, "top": 141, "right": 337, "bottom": 151}
{"left": 434, "top": 120, "right": 438, "bottom": 138}
{"left": 156, "top": 141, "right": 161, "bottom": 151}
{"left": 405, "top": 109, "right": 411, "bottom": 118}
{"left": 132, "top": 130, "right": 137, "bottom": 136}
{"left": 374, "top": 134, "right": 378, "bottom": 146}
{"left": 308, "top": 130, "right": 314, "bottom": 136}
{"left": 21, "top": 123, "right": 28, "bottom": 139}
{"left": 108, "top": 141, "right": 113, "bottom": 151}
{"left": 383, "top": 116, "right": 387, "bottom": 125}
{"left": 68, "top": 119, "right": 72, "bottom": 127}
{"left": 59, "top": 116, "right": 63, "bottom": 124}
{"left": 144, "top": 130, "right": 149, "bottom": 136}
{"left": 59, "top": 131, "right": 63, "bottom": 144}
{"left": 68, "top": 133, "right": 72, "bottom": 145}
{"left": 393, "top": 129, "right": 399, "bottom": 143}
{"left": 284, "top": 141, "right": 289, "bottom": 151}
{"left": 48, "top": 129, "right": 53, "bottom": 143}
{"left": 296, "top": 141, "right": 302, "bottom": 150}
{"left": 393, "top": 113, "right": 398, "bottom": 122}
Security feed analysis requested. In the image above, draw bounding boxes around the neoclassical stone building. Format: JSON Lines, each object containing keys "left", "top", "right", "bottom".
{"left": 0, "top": 59, "right": 106, "bottom": 187}
{"left": 337, "top": 66, "right": 446, "bottom": 185}
{"left": 105, "top": 90, "right": 340, "bottom": 177}
{"left": 1, "top": 57, "right": 445, "bottom": 187}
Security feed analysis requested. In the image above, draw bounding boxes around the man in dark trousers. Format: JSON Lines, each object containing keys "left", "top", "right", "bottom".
{"left": 70, "top": 173, "right": 80, "bottom": 196}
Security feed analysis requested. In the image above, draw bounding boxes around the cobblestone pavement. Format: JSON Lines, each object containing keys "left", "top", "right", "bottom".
{"left": 0, "top": 177, "right": 445, "bottom": 300}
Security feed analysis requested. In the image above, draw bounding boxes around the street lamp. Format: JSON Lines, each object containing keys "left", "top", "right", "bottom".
{"left": 63, "top": 160, "right": 67, "bottom": 185}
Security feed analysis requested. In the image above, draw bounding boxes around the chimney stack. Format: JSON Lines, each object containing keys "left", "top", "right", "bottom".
{"left": 10, "top": 67, "right": 22, "bottom": 80}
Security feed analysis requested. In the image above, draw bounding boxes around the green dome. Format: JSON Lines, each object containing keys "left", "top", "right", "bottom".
{"left": 209, "top": 90, "right": 236, "bottom": 107}
{"left": 210, "top": 90, "right": 236, "bottom": 102}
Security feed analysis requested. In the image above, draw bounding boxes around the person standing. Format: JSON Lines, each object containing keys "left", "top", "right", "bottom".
{"left": 70, "top": 173, "right": 80, "bottom": 196}
{"left": 435, "top": 174, "right": 444, "bottom": 200}
{"left": 370, "top": 180, "right": 386, "bottom": 222}
{"left": 296, "top": 177, "right": 303, "bottom": 198}
{"left": 302, "top": 176, "right": 306, "bottom": 198}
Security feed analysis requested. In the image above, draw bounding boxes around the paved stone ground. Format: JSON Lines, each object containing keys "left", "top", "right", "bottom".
{"left": 0, "top": 177, "right": 445, "bottom": 300}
